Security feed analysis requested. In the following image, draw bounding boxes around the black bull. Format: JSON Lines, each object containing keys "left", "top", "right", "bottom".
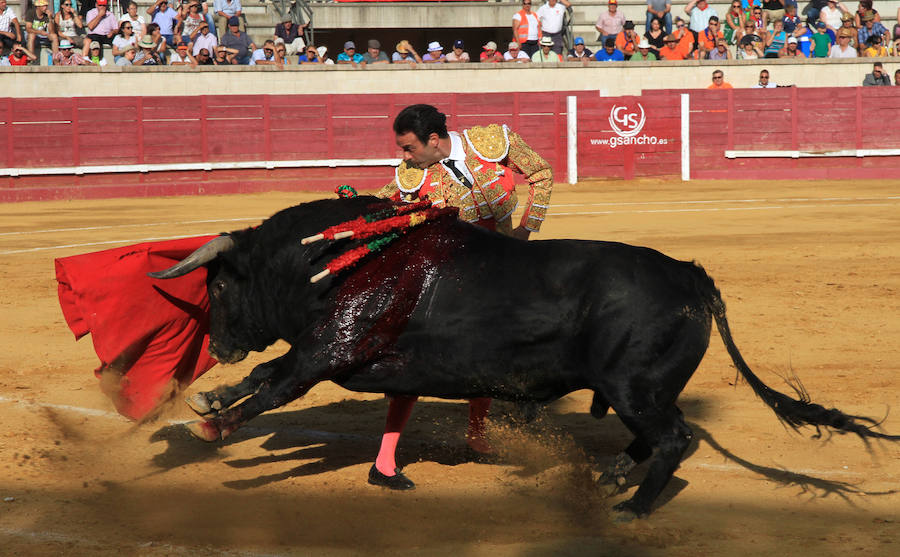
{"left": 151, "top": 196, "right": 897, "bottom": 518}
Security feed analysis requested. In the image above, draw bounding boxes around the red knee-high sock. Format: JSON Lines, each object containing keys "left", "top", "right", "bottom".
{"left": 375, "top": 395, "right": 418, "bottom": 476}
{"left": 466, "top": 397, "right": 492, "bottom": 453}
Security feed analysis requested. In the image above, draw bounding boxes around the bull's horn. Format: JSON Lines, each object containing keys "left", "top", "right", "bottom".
{"left": 147, "top": 235, "right": 235, "bottom": 279}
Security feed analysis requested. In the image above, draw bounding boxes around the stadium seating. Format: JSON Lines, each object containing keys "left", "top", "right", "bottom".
{"left": 4, "top": 0, "right": 899, "bottom": 65}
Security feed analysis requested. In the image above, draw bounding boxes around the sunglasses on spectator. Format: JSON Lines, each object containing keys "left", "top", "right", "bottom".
{"left": 713, "top": 75, "right": 723, "bottom": 80}
{"left": 124, "top": 26, "right": 132, "bottom": 29}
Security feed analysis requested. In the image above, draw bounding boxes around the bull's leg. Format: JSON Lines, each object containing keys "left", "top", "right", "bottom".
{"left": 369, "top": 395, "right": 418, "bottom": 490}
{"left": 591, "top": 390, "right": 645, "bottom": 489}
{"left": 185, "top": 351, "right": 316, "bottom": 442}
{"left": 590, "top": 391, "right": 610, "bottom": 419}
{"left": 187, "top": 369, "right": 318, "bottom": 442}
{"left": 612, "top": 407, "right": 693, "bottom": 520}
{"left": 186, "top": 355, "right": 287, "bottom": 418}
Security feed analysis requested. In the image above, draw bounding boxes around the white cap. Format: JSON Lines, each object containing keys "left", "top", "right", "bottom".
{"left": 787, "top": 37, "right": 798, "bottom": 44}
{"left": 427, "top": 41, "right": 442, "bottom": 52}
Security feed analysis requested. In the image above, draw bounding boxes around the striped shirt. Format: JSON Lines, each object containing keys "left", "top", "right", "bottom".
{"left": 0, "top": 7, "right": 18, "bottom": 33}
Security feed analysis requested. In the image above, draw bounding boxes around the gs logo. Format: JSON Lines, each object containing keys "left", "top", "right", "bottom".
{"left": 608, "top": 103, "right": 646, "bottom": 138}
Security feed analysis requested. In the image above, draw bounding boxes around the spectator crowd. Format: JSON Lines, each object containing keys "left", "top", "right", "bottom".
{"left": 591, "top": 0, "right": 900, "bottom": 62}
{"left": 1, "top": 0, "right": 899, "bottom": 83}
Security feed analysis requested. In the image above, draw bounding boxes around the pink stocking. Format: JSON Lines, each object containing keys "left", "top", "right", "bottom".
{"left": 375, "top": 395, "right": 418, "bottom": 476}
{"left": 466, "top": 397, "right": 493, "bottom": 453}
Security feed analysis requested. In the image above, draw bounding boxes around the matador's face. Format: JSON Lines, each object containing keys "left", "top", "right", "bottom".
{"left": 396, "top": 131, "right": 442, "bottom": 170}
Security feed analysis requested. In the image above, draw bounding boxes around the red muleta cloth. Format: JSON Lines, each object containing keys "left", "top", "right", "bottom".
{"left": 55, "top": 235, "right": 219, "bottom": 420}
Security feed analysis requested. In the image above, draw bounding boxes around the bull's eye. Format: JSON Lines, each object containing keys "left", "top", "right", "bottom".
{"left": 212, "top": 280, "right": 226, "bottom": 295}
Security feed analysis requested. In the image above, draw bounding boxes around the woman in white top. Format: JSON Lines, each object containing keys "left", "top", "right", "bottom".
{"left": 178, "top": 2, "right": 205, "bottom": 46}
{"left": 55, "top": 1, "right": 85, "bottom": 49}
{"left": 119, "top": 1, "right": 147, "bottom": 42}
{"left": 112, "top": 21, "right": 138, "bottom": 62}
{"left": 738, "top": 40, "right": 760, "bottom": 59}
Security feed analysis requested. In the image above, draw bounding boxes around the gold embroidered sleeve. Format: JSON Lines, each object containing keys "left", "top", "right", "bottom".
{"left": 376, "top": 180, "right": 399, "bottom": 199}
{"left": 505, "top": 130, "right": 553, "bottom": 232}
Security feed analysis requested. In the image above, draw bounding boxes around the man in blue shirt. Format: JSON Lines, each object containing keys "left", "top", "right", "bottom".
{"left": 594, "top": 37, "right": 625, "bottom": 61}
{"left": 249, "top": 39, "right": 278, "bottom": 65}
{"left": 857, "top": 12, "right": 888, "bottom": 49}
{"left": 148, "top": 0, "right": 179, "bottom": 47}
{"left": 213, "top": 0, "right": 242, "bottom": 36}
{"left": 337, "top": 40, "right": 364, "bottom": 66}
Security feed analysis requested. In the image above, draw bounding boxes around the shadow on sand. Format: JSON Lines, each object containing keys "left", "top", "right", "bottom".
{"left": 146, "top": 394, "right": 894, "bottom": 510}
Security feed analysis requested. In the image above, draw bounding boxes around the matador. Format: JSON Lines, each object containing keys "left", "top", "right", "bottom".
{"left": 369, "top": 103, "right": 554, "bottom": 489}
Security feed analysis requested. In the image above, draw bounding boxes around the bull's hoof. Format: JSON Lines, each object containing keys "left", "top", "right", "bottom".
{"left": 598, "top": 472, "right": 629, "bottom": 486}
{"left": 599, "top": 453, "right": 637, "bottom": 486}
{"left": 368, "top": 464, "right": 415, "bottom": 491}
{"left": 185, "top": 420, "right": 222, "bottom": 442}
{"left": 611, "top": 500, "right": 646, "bottom": 523}
{"left": 598, "top": 479, "right": 627, "bottom": 498}
{"left": 185, "top": 392, "right": 221, "bottom": 418}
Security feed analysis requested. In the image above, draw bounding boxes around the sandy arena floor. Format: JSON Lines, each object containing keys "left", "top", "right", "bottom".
{"left": 0, "top": 178, "right": 899, "bottom": 556}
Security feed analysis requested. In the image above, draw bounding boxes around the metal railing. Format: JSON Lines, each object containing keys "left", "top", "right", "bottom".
{"left": 562, "top": 5, "right": 573, "bottom": 53}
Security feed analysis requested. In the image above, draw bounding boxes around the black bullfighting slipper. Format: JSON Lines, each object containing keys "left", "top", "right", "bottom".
{"left": 368, "top": 464, "right": 415, "bottom": 490}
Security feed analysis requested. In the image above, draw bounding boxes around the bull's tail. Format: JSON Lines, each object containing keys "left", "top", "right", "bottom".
{"left": 695, "top": 266, "right": 900, "bottom": 442}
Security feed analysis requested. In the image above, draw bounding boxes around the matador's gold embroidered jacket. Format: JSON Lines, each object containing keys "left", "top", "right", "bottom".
{"left": 377, "top": 124, "right": 553, "bottom": 234}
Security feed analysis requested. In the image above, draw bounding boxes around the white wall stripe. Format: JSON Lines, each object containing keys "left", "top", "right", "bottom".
{"left": 0, "top": 217, "right": 262, "bottom": 237}
{"left": 0, "top": 234, "right": 221, "bottom": 255}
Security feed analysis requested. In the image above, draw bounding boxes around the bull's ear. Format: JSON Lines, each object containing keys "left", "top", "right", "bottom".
{"left": 148, "top": 235, "right": 235, "bottom": 279}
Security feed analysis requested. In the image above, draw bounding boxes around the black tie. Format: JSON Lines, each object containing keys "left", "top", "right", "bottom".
{"left": 443, "top": 159, "right": 473, "bottom": 189}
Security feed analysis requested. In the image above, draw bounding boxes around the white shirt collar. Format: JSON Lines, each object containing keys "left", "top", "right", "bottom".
{"left": 447, "top": 131, "right": 465, "bottom": 162}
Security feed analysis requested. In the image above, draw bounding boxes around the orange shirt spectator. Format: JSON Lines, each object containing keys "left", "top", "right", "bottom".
{"left": 615, "top": 21, "right": 639, "bottom": 56}
{"left": 706, "top": 69, "right": 733, "bottom": 89}
{"left": 670, "top": 18, "right": 695, "bottom": 57}
{"left": 696, "top": 17, "right": 724, "bottom": 54}
{"left": 658, "top": 34, "right": 687, "bottom": 59}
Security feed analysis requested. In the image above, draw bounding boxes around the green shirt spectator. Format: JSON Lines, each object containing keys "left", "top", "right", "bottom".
{"left": 810, "top": 22, "right": 832, "bottom": 57}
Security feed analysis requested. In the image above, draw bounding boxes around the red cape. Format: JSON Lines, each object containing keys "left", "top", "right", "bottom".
{"left": 55, "top": 236, "right": 219, "bottom": 420}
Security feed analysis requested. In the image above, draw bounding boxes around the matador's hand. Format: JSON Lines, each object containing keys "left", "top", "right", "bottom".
{"left": 511, "top": 226, "right": 532, "bottom": 241}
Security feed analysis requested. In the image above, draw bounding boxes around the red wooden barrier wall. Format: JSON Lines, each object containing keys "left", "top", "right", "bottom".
{"left": 685, "top": 87, "right": 900, "bottom": 179}
{"left": 2, "top": 88, "right": 899, "bottom": 202}
{"left": 0, "top": 92, "right": 578, "bottom": 202}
